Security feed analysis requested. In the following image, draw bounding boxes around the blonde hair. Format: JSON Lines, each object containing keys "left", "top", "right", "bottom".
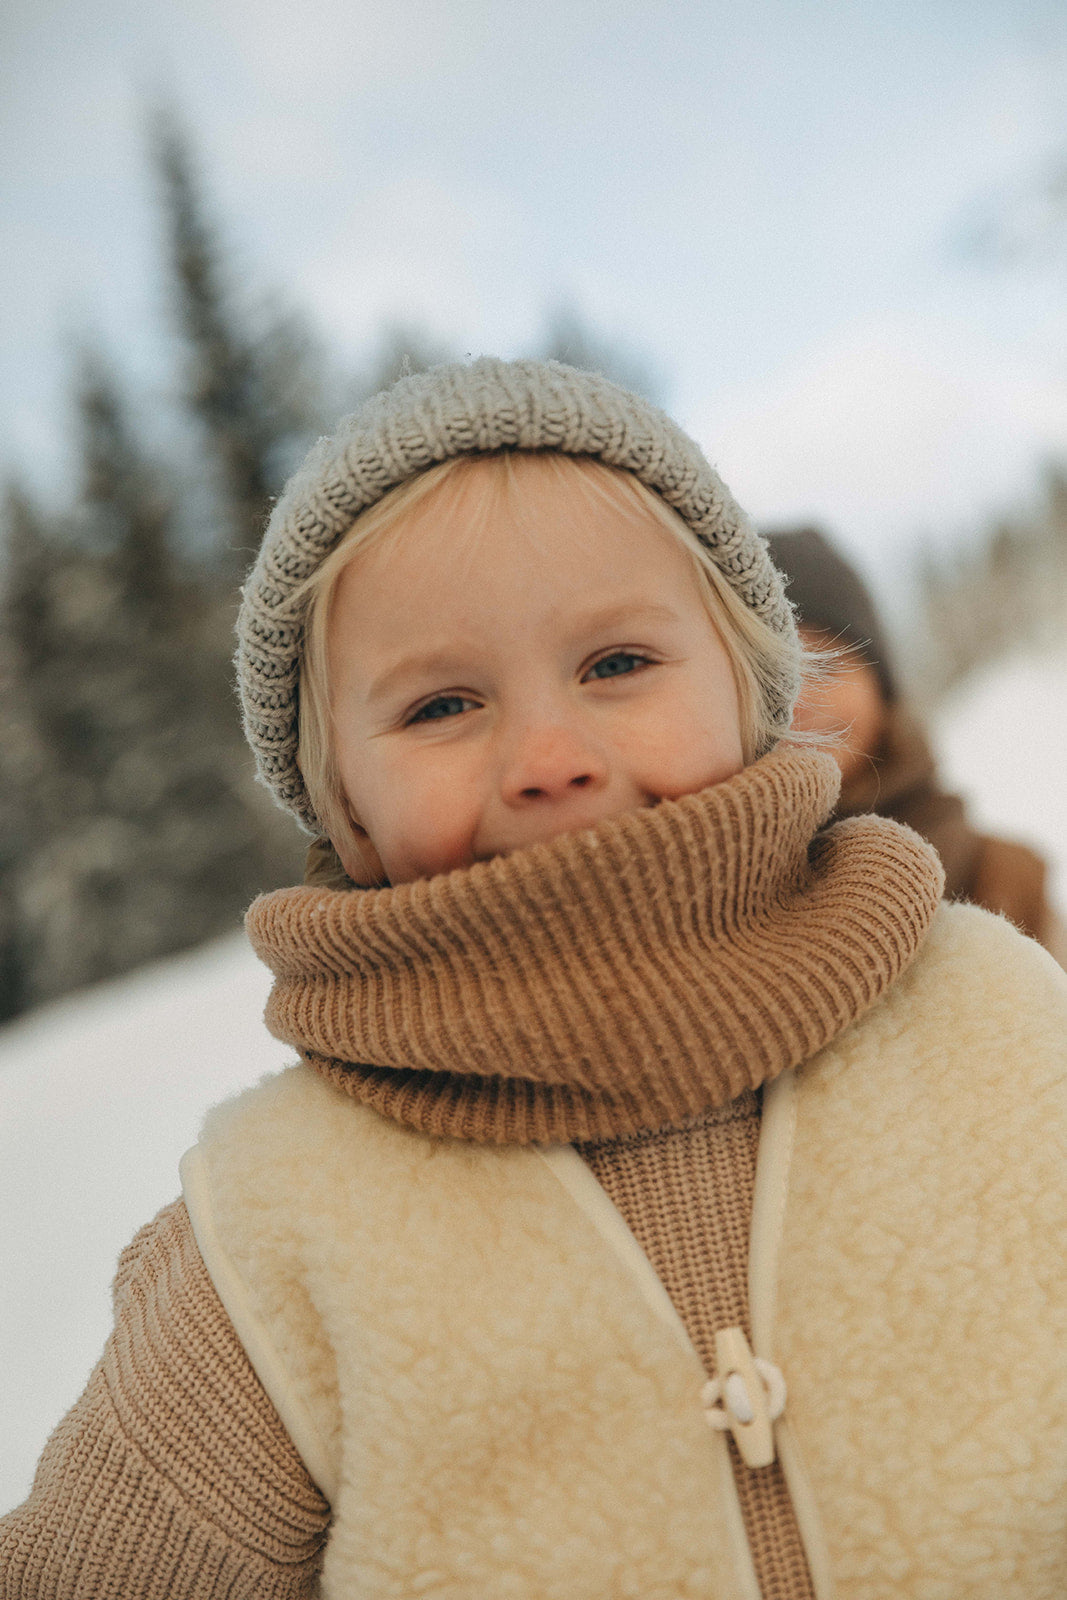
{"left": 295, "top": 452, "right": 815, "bottom": 869}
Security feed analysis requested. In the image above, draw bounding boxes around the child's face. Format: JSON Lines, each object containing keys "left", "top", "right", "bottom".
{"left": 326, "top": 456, "right": 745, "bottom": 885}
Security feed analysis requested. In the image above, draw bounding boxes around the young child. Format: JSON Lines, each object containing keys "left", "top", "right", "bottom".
{"left": 4, "top": 358, "right": 1067, "bottom": 1600}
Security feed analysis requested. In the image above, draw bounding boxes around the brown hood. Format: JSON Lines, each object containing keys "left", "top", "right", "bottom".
{"left": 839, "top": 701, "right": 1056, "bottom": 949}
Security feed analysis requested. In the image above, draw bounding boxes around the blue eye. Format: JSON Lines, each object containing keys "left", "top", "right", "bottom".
{"left": 408, "top": 694, "right": 473, "bottom": 724}
{"left": 586, "top": 651, "right": 649, "bottom": 680}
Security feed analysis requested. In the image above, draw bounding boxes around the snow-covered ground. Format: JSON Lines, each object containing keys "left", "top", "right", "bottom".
{"left": 931, "top": 646, "right": 1067, "bottom": 910}
{"left": 2, "top": 647, "right": 1065, "bottom": 1515}
{"left": 0, "top": 936, "right": 293, "bottom": 1513}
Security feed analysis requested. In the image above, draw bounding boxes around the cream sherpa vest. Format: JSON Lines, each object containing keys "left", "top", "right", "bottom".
{"left": 183, "top": 903, "right": 1067, "bottom": 1600}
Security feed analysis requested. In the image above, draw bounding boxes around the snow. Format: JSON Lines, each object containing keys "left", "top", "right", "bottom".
{"left": 931, "top": 646, "right": 1067, "bottom": 910}
{"left": 2, "top": 649, "right": 1065, "bottom": 1515}
{"left": 0, "top": 936, "right": 293, "bottom": 1514}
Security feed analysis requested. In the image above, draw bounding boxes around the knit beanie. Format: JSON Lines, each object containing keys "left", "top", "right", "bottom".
{"left": 236, "top": 357, "right": 800, "bottom": 834}
{"left": 763, "top": 525, "right": 898, "bottom": 702}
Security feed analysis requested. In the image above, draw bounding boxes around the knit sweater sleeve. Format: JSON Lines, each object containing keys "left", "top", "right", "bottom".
{"left": 0, "top": 1199, "right": 330, "bottom": 1599}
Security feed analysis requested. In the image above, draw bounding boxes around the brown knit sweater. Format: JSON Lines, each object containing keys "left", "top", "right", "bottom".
{"left": 1, "top": 746, "right": 943, "bottom": 1598}
{"left": 579, "top": 1096, "right": 814, "bottom": 1598}
{"left": 0, "top": 1201, "right": 329, "bottom": 1598}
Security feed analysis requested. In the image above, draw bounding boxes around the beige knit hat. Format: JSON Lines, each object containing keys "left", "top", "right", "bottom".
{"left": 236, "top": 356, "right": 799, "bottom": 833}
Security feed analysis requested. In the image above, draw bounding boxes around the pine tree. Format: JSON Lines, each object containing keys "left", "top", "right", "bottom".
{"left": 61, "top": 344, "right": 301, "bottom": 996}
{"left": 0, "top": 484, "right": 60, "bottom": 1018}
{"left": 76, "top": 342, "right": 175, "bottom": 615}
{"left": 150, "top": 105, "right": 326, "bottom": 573}
{"left": 0, "top": 355, "right": 177, "bottom": 1004}
{"left": 0, "top": 346, "right": 303, "bottom": 1015}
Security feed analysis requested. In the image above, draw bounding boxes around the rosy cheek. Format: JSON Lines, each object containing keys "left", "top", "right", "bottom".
{"left": 393, "top": 804, "right": 478, "bottom": 882}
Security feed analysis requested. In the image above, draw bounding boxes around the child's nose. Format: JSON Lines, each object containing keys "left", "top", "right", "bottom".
{"left": 500, "top": 722, "right": 610, "bottom": 806}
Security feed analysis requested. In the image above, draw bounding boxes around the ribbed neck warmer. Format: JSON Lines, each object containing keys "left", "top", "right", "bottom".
{"left": 246, "top": 745, "right": 944, "bottom": 1144}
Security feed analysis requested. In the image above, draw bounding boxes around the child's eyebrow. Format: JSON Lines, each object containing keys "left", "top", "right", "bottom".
{"left": 568, "top": 599, "right": 683, "bottom": 637}
{"left": 365, "top": 601, "right": 682, "bottom": 704}
{"left": 365, "top": 649, "right": 475, "bottom": 704}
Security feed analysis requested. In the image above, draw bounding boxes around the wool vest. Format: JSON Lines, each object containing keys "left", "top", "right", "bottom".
{"left": 182, "top": 902, "right": 1067, "bottom": 1599}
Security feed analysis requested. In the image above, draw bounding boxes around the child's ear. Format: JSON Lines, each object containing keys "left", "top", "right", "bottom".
{"left": 304, "top": 822, "right": 389, "bottom": 890}
{"left": 304, "top": 837, "right": 354, "bottom": 890}
{"left": 338, "top": 802, "right": 389, "bottom": 888}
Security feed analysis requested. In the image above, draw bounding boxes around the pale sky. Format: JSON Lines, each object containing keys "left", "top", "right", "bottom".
{"left": 3, "top": 0, "right": 1067, "bottom": 595}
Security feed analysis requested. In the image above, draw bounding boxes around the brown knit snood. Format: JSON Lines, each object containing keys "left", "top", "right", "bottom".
{"left": 250, "top": 743, "right": 943, "bottom": 1143}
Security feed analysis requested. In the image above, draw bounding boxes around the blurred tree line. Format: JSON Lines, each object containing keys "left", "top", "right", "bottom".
{"left": 901, "top": 146, "right": 1067, "bottom": 704}
{"left": 0, "top": 109, "right": 663, "bottom": 1021}
{"left": 905, "top": 465, "right": 1067, "bottom": 705}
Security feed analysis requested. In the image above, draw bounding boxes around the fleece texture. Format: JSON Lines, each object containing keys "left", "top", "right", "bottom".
{"left": 186, "top": 1081, "right": 750, "bottom": 1600}
{"left": 775, "top": 901, "right": 1067, "bottom": 1598}
{"left": 185, "top": 902, "right": 1067, "bottom": 1599}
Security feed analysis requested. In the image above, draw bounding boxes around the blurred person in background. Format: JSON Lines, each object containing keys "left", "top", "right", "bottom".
{"left": 767, "top": 525, "right": 1066, "bottom": 966}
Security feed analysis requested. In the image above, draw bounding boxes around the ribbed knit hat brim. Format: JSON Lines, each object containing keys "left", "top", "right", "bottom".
{"left": 236, "top": 357, "right": 799, "bottom": 833}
